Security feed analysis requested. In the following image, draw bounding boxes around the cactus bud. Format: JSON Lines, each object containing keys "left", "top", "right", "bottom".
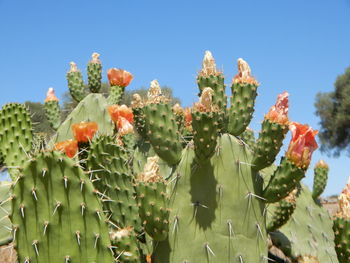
{"left": 265, "top": 91, "right": 289, "bottom": 125}
{"left": 194, "top": 87, "right": 214, "bottom": 112}
{"left": 337, "top": 177, "right": 350, "bottom": 219}
{"left": 45, "top": 87, "right": 59, "bottom": 102}
{"left": 131, "top": 93, "right": 144, "bottom": 108}
{"left": 107, "top": 68, "right": 133, "bottom": 87}
{"left": 71, "top": 122, "right": 98, "bottom": 143}
{"left": 69, "top": 62, "right": 78, "bottom": 72}
{"left": 138, "top": 156, "right": 163, "bottom": 183}
{"left": 199, "top": 50, "right": 218, "bottom": 77}
{"left": 90, "top": 52, "right": 101, "bottom": 64}
{"left": 233, "top": 58, "right": 258, "bottom": 85}
{"left": 286, "top": 122, "right": 318, "bottom": 169}
{"left": 315, "top": 159, "right": 328, "bottom": 169}
{"left": 54, "top": 140, "right": 78, "bottom": 158}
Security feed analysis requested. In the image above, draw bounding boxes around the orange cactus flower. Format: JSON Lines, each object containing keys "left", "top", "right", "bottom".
{"left": 107, "top": 68, "right": 133, "bottom": 87}
{"left": 286, "top": 122, "right": 318, "bottom": 169}
{"left": 54, "top": 139, "right": 78, "bottom": 158}
{"left": 71, "top": 122, "right": 98, "bottom": 143}
{"left": 108, "top": 104, "right": 134, "bottom": 124}
{"left": 117, "top": 117, "right": 134, "bottom": 135}
{"left": 184, "top": 107, "right": 192, "bottom": 127}
{"left": 265, "top": 91, "right": 289, "bottom": 125}
{"left": 45, "top": 87, "right": 59, "bottom": 102}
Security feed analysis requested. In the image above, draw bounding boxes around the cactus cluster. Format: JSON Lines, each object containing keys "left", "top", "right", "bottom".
{"left": 0, "top": 51, "right": 339, "bottom": 263}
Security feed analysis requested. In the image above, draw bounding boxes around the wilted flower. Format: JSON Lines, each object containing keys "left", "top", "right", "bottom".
{"left": 54, "top": 139, "right": 78, "bottom": 158}
{"left": 107, "top": 68, "right": 133, "bottom": 87}
{"left": 72, "top": 122, "right": 98, "bottom": 143}
{"left": 286, "top": 122, "right": 318, "bottom": 169}
{"left": 118, "top": 117, "right": 134, "bottom": 136}
{"left": 45, "top": 87, "right": 59, "bottom": 102}
{"left": 232, "top": 58, "right": 258, "bottom": 85}
{"left": 265, "top": 92, "right": 289, "bottom": 125}
{"left": 199, "top": 50, "right": 218, "bottom": 77}
{"left": 193, "top": 87, "right": 214, "bottom": 112}
{"left": 337, "top": 177, "right": 350, "bottom": 219}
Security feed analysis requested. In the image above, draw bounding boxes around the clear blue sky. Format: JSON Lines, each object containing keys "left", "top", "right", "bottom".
{"left": 1, "top": 0, "right": 350, "bottom": 196}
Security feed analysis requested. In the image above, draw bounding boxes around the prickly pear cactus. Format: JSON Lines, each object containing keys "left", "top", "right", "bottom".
{"left": 153, "top": 135, "right": 268, "bottom": 262}
{"left": 0, "top": 181, "right": 12, "bottom": 246}
{"left": 54, "top": 93, "right": 114, "bottom": 142}
{"left": 0, "top": 103, "right": 33, "bottom": 178}
{"left": 312, "top": 160, "right": 329, "bottom": 200}
{"left": 10, "top": 151, "right": 114, "bottom": 263}
{"left": 270, "top": 184, "right": 338, "bottom": 263}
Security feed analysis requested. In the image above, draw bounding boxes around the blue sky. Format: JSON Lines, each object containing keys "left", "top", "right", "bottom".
{"left": 0, "top": 0, "right": 350, "bottom": 195}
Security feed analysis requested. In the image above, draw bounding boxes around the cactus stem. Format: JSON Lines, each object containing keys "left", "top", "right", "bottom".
{"left": 205, "top": 243, "right": 215, "bottom": 257}
{"left": 32, "top": 240, "right": 39, "bottom": 255}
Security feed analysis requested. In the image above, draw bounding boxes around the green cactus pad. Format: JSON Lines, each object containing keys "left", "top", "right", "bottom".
{"left": 197, "top": 74, "right": 227, "bottom": 112}
{"left": 191, "top": 111, "right": 219, "bottom": 163}
{"left": 121, "top": 133, "right": 137, "bottom": 154}
{"left": 53, "top": 93, "right": 114, "bottom": 143}
{"left": 0, "top": 181, "right": 12, "bottom": 245}
{"left": 270, "top": 184, "right": 338, "bottom": 263}
{"left": 87, "top": 135, "right": 141, "bottom": 232}
{"left": 228, "top": 82, "right": 258, "bottom": 136}
{"left": 44, "top": 100, "right": 61, "bottom": 130}
{"left": 333, "top": 217, "right": 350, "bottom": 263}
{"left": 87, "top": 60, "right": 102, "bottom": 93}
{"left": 110, "top": 227, "right": 141, "bottom": 263}
{"left": 108, "top": 85, "right": 125, "bottom": 105}
{"left": 143, "top": 103, "right": 182, "bottom": 166}
{"left": 11, "top": 151, "right": 114, "bottom": 263}
{"left": 153, "top": 134, "right": 267, "bottom": 262}
{"left": 137, "top": 180, "right": 170, "bottom": 241}
{"left": 67, "top": 70, "right": 86, "bottom": 102}
{"left": 312, "top": 166, "right": 328, "bottom": 200}
{"left": 263, "top": 157, "right": 305, "bottom": 203}
{"left": 0, "top": 103, "right": 33, "bottom": 178}
{"left": 266, "top": 193, "right": 297, "bottom": 232}
{"left": 253, "top": 119, "right": 288, "bottom": 170}
{"left": 132, "top": 107, "right": 147, "bottom": 139}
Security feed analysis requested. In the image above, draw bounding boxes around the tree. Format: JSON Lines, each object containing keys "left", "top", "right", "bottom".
{"left": 315, "top": 67, "right": 350, "bottom": 156}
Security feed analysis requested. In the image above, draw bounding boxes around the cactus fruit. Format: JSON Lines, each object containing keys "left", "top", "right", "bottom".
{"left": 252, "top": 92, "right": 289, "bottom": 170}
{"left": 191, "top": 87, "right": 220, "bottom": 163}
{"left": 67, "top": 61, "right": 86, "bottom": 102}
{"left": 270, "top": 184, "right": 338, "bottom": 263}
{"left": 53, "top": 93, "right": 114, "bottom": 142}
{"left": 228, "top": 58, "right": 259, "bottom": 136}
{"left": 263, "top": 122, "right": 318, "bottom": 203}
{"left": 312, "top": 160, "right": 329, "bottom": 200}
{"left": 142, "top": 80, "right": 182, "bottom": 166}
{"left": 10, "top": 151, "right": 114, "bottom": 263}
{"left": 0, "top": 103, "right": 33, "bottom": 178}
{"left": 333, "top": 177, "right": 350, "bottom": 263}
{"left": 136, "top": 156, "right": 170, "bottom": 241}
{"left": 0, "top": 181, "right": 12, "bottom": 245}
{"left": 266, "top": 188, "right": 297, "bottom": 232}
{"left": 87, "top": 52, "right": 102, "bottom": 93}
{"left": 44, "top": 87, "right": 61, "bottom": 130}
{"left": 110, "top": 227, "right": 141, "bottom": 263}
{"left": 107, "top": 68, "right": 133, "bottom": 105}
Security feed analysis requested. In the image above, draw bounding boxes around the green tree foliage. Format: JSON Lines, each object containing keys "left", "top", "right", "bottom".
{"left": 315, "top": 67, "right": 350, "bottom": 155}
